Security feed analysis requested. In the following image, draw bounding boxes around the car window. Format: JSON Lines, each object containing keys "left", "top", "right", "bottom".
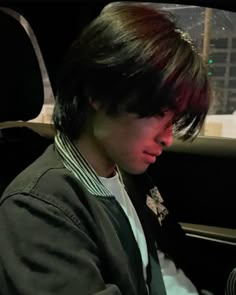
{"left": 155, "top": 4, "right": 236, "bottom": 139}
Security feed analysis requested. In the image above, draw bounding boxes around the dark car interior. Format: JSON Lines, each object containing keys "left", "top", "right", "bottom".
{"left": 0, "top": 1, "right": 235, "bottom": 294}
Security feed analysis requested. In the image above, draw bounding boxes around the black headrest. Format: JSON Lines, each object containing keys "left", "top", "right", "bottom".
{"left": 0, "top": 8, "right": 44, "bottom": 122}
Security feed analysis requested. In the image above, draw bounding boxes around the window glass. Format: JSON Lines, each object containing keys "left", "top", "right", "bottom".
{"left": 156, "top": 4, "right": 236, "bottom": 138}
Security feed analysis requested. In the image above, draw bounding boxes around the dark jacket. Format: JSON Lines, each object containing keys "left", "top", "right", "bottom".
{"left": 0, "top": 145, "right": 196, "bottom": 295}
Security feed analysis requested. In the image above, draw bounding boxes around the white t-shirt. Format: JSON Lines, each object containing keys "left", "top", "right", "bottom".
{"left": 99, "top": 173, "right": 149, "bottom": 281}
{"left": 99, "top": 173, "right": 199, "bottom": 295}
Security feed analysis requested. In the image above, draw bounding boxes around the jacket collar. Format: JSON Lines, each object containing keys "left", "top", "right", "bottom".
{"left": 54, "top": 132, "right": 125, "bottom": 197}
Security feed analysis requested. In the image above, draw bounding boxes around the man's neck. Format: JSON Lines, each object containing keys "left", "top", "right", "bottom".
{"left": 73, "top": 133, "right": 116, "bottom": 178}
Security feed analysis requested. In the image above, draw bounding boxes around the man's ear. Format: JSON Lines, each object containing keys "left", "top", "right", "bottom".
{"left": 89, "top": 97, "right": 101, "bottom": 111}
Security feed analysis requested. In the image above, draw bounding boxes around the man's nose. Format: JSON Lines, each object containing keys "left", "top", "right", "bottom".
{"left": 159, "top": 127, "right": 173, "bottom": 148}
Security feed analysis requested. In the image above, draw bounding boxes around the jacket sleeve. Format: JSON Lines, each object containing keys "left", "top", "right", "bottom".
{"left": 0, "top": 194, "right": 121, "bottom": 295}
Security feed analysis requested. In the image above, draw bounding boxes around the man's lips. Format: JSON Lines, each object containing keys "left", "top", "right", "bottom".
{"left": 143, "top": 150, "right": 162, "bottom": 163}
{"left": 144, "top": 150, "right": 162, "bottom": 157}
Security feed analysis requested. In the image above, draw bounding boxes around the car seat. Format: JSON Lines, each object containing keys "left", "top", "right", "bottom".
{"left": 0, "top": 8, "right": 53, "bottom": 194}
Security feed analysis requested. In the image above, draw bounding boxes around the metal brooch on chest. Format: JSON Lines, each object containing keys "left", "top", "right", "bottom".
{"left": 146, "top": 186, "right": 169, "bottom": 226}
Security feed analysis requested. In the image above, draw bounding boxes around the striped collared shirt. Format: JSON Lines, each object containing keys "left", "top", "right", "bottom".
{"left": 225, "top": 268, "right": 236, "bottom": 295}
{"left": 55, "top": 132, "right": 121, "bottom": 197}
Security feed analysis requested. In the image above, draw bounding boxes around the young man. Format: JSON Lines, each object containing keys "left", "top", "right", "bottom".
{"left": 0, "top": 2, "right": 212, "bottom": 295}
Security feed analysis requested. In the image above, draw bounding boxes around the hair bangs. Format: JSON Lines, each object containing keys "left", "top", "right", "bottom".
{"left": 171, "top": 72, "right": 211, "bottom": 141}
{"left": 157, "top": 39, "right": 212, "bottom": 141}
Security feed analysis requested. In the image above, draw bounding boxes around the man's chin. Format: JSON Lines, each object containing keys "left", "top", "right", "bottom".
{"left": 121, "top": 164, "right": 150, "bottom": 175}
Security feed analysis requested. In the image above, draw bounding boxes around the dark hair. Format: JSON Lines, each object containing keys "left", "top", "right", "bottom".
{"left": 53, "top": 1, "right": 212, "bottom": 141}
